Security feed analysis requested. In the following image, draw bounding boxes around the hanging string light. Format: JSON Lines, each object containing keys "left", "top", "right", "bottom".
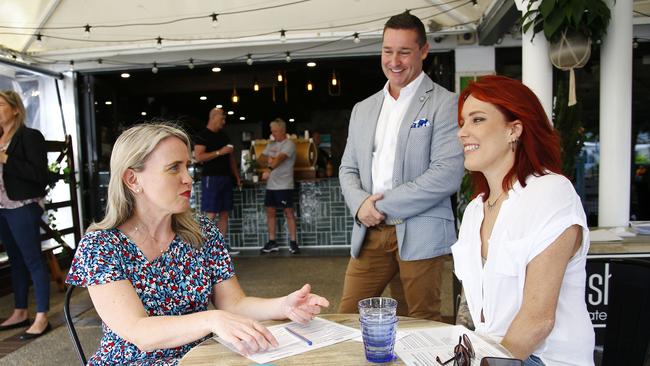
{"left": 84, "top": 24, "right": 91, "bottom": 38}
{"left": 285, "top": 52, "right": 292, "bottom": 63}
{"left": 188, "top": 58, "right": 195, "bottom": 69}
{"left": 329, "top": 70, "right": 341, "bottom": 96}
{"left": 151, "top": 62, "right": 159, "bottom": 74}
{"left": 211, "top": 13, "right": 219, "bottom": 28}
{"left": 34, "top": 33, "right": 43, "bottom": 48}
{"left": 69, "top": 60, "right": 75, "bottom": 71}
{"left": 231, "top": 86, "right": 239, "bottom": 103}
{"left": 246, "top": 54, "right": 254, "bottom": 65}
{"left": 253, "top": 77, "right": 260, "bottom": 91}
{"left": 353, "top": 33, "right": 361, "bottom": 44}
{"left": 280, "top": 29, "right": 287, "bottom": 42}
{"left": 277, "top": 71, "right": 283, "bottom": 82}
{"left": 306, "top": 81, "right": 313, "bottom": 91}
{"left": 156, "top": 36, "right": 163, "bottom": 50}
{"left": 471, "top": 0, "right": 478, "bottom": 7}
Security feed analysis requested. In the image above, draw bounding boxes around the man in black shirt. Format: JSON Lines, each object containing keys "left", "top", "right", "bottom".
{"left": 194, "top": 108, "right": 241, "bottom": 254}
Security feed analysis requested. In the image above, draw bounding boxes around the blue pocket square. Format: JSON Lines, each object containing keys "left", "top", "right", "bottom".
{"left": 410, "top": 118, "right": 430, "bottom": 128}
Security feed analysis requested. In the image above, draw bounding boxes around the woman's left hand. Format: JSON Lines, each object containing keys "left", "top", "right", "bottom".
{"left": 281, "top": 284, "right": 330, "bottom": 324}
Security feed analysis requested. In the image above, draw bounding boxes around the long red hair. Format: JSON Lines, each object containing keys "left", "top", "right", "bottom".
{"left": 458, "top": 75, "right": 563, "bottom": 200}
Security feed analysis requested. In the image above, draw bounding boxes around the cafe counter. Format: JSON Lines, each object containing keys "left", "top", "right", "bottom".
{"left": 191, "top": 177, "right": 355, "bottom": 250}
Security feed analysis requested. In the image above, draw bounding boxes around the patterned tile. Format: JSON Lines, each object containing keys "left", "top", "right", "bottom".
{"left": 192, "top": 178, "right": 354, "bottom": 248}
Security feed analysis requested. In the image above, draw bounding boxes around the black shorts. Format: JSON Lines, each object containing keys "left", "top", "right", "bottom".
{"left": 264, "top": 189, "right": 294, "bottom": 208}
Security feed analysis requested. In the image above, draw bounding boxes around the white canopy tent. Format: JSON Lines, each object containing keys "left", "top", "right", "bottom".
{"left": 0, "top": 0, "right": 499, "bottom": 73}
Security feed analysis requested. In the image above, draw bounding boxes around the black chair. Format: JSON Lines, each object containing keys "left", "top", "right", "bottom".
{"left": 63, "top": 285, "right": 87, "bottom": 365}
{"left": 601, "top": 258, "right": 650, "bottom": 366}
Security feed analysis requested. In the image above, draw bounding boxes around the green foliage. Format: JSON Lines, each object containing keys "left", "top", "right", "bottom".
{"left": 456, "top": 171, "right": 474, "bottom": 222}
{"left": 554, "top": 74, "right": 585, "bottom": 179}
{"left": 636, "top": 154, "right": 650, "bottom": 165}
{"left": 522, "top": 0, "right": 612, "bottom": 43}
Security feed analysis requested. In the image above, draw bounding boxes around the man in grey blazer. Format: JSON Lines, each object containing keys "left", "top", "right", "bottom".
{"left": 338, "top": 12, "right": 464, "bottom": 320}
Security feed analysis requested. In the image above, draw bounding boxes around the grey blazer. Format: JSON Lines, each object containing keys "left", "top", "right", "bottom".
{"left": 339, "top": 74, "right": 464, "bottom": 260}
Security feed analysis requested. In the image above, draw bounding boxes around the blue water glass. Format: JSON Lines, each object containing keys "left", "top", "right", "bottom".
{"left": 358, "top": 297, "right": 398, "bottom": 321}
{"left": 360, "top": 317, "right": 398, "bottom": 363}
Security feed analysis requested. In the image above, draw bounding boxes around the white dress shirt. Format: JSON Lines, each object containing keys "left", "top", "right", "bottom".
{"left": 452, "top": 174, "right": 595, "bottom": 366}
{"left": 371, "top": 71, "right": 425, "bottom": 195}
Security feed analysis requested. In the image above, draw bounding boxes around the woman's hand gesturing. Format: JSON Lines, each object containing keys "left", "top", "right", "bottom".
{"left": 211, "top": 310, "right": 279, "bottom": 356}
{"left": 281, "top": 284, "right": 330, "bottom": 324}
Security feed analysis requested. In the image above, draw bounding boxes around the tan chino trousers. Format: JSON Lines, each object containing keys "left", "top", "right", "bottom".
{"left": 338, "top": 224, "right": 446, "bottom": 321}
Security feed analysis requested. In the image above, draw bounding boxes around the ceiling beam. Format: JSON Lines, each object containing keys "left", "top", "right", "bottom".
{"left": 0, "top": 57, "right": 63, "bottom": 79}
{"left": 477, "top": 0, "right": 519, "bottom": 45}
{"left": 20, "top": 0, "right": 64, "bottom": 53}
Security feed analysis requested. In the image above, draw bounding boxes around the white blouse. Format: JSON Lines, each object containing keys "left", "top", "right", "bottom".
{"left": 452, "top": 174, "right": 595, "bottom": 366}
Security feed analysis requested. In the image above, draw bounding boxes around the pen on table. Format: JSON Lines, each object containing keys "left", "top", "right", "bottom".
{"left": 285, "top": 326, "right": 312, "bottom": 346}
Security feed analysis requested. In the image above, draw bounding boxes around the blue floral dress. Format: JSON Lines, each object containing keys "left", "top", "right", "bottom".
{"left": 66, "top": 216, "right": 235, "bottom": 365}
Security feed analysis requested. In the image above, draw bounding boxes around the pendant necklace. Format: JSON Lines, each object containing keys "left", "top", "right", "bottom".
{"left": 133, "top": 223, "right": 168, "bottom": 254}
{"left": 486, "top": 192, "right": 504, "bottom": 210}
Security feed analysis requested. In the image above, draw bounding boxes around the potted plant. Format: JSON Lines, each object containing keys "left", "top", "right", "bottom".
{"left": 522, "top": 0, "right": 612, "bottom": 105}
{"left": 522, "top": 0, "right": 611, "bottom": 45}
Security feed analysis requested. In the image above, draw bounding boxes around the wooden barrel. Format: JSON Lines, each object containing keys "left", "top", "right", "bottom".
{"left": 251, "top": 138, "right": 317, "bottom": 173}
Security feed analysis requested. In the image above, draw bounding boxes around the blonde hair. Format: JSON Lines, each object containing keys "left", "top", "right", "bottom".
{"left": 88, "top": 123, "right": 203, "bottom": 247}
{"left": 0, "top": 90, "right": 26, "bottom": 128}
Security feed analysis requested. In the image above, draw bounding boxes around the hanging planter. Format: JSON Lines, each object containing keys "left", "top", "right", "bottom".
{"left": 549, "top": 29, "right": 591, "bottom": 106}
{"left": 522, "top": 0, "right": 612, "bottom": 105}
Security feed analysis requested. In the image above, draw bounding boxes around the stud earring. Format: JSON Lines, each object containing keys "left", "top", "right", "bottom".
{"left": 135, "top": 188, "right": 141, "bottom": 193}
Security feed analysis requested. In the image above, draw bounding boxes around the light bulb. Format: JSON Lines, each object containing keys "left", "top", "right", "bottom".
{"left": 152, "top": 62, "right": 159, "bottom": 74}
{"left": 285, "top": 52, "right": 292, "bottom": 62}
{"left": 188, "top": 58, "right": 195, "bottom": 69}
{"left": 353, "top": 33, "right": 360, "bottom": 44}
{"left": 246, "top": 54, "right": 253, "bottom": 66}
{"left": 307, "top": 81, "right": 313, "bottom": 91}
{"left": 212, "top": 66, "right": 221, "bottom": 73}
{"left": 69, "top": 60, "right": 75, "bottom": 71}
{"left": 280, "top": 30, "right": 286, "bottom": 42}
{"left": 121, "top": 73, "right": 130, "bottom": 78}
{"left": 156, "top": 37, "right": 163, "bottom": 50}
{"left": 277, "top": 71, "right": 283, "bottom": 82}
{"left": 84, "top": 24, "right": 91, "bottom": 38}
{"left": 211, "top": 13, "right": 218, "bottom": 28}
{"left": 254, "top": 82, "right": 260, "bottom": 91}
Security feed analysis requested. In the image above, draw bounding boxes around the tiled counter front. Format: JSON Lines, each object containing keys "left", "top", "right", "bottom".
{"left": 192, "top": 178, "right": 354, "bottom": 249}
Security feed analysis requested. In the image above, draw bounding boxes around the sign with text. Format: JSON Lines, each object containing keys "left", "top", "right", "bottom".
{"left": 585, "top": 260, "right": 612, "bottom": 345}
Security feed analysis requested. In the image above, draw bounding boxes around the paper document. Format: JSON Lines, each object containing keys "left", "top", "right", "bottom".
{"left": 395, "top": 325, "right": 509, "bottom": 366}
{"left": 589, "top": 229, "right": 623, "bottom": 242}
{"left": 631, "top": 221, "right": 650, "bottom": 235}
{"left": 214, "top": 317, "right": 360, "bottom": 364}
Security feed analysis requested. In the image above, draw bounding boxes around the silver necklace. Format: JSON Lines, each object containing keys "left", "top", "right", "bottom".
{"left": 133, "top": 223, "right": 168, "bottom": 254}
{"left": 486, "top": 192, "right": 504, "bottom": 210}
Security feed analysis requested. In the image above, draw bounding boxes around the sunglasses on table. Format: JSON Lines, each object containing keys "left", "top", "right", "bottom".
{"left": 436, "top": 333, "right": 476, "bottom": 366}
